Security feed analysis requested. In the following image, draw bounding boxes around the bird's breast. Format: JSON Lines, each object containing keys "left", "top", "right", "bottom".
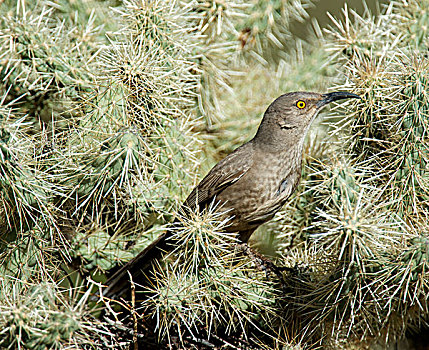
{"left": 215, "top": 149, "right": 302, "bottom": 231}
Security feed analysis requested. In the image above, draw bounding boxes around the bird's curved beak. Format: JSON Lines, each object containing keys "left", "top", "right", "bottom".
{"left": 317, "top": 91, "right": 361, "bottom": 108}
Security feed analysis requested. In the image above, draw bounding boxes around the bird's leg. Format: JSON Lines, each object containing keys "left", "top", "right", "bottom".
{"left": 235, "top": 242, "right": 287, "bottom": 280}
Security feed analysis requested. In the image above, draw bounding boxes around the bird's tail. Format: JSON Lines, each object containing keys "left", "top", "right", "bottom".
{"left": 101, "top": 230, "right": 171, "bottom": 300}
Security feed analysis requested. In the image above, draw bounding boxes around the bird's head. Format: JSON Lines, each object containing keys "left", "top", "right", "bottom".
{"left": 255, "top": 91, "right": 360, "bottom": 148}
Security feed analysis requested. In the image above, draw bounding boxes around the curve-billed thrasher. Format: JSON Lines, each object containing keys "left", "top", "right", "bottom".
{"left": 102, "top": 91, "right": 360, "bottom": 299}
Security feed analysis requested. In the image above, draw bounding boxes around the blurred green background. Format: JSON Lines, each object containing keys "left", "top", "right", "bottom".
{"left": 291, "top": 0, "right": 387, "bottom": 38}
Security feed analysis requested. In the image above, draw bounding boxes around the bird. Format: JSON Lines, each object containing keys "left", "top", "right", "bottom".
{"left": 101, "top": 91, "right": 360, "bottom": 300}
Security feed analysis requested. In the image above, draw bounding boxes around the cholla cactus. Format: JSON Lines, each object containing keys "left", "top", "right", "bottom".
{"left": 182, "top": 0, "right": 245, "bottom": 42}
{"left": 60, "top": 0, "right": 203, "bottom": 273}
{"left": 180, "top": 0, "right": 244, "bottom": 125}
{"left": 0, "top": 280, "right": 124, "bottom": 349}
{"left": 135, "top": 208, "right": 281, "bottom": 348}
{"left": 0, "top": 4, "right": 98, "bottom": 126}
{"left": 235, "top": 0, "right": 311, "bottom": 63}
{"left": 325, "top": 3, "right": 429, "bottom": 222}
{"left": 0, "top": 92, "right": 64, "bottom": 276}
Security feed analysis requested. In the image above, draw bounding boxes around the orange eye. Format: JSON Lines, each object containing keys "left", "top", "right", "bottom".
{"left": 296, "top": 100, "right": 306, "bottom": 109}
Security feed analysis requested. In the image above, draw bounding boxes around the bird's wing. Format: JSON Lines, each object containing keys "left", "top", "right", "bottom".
{"left": 103, "top": 144, "right": 253, "bottom": 299}
{"left": 183, "top": 143, "right": 254, "bottom": 210}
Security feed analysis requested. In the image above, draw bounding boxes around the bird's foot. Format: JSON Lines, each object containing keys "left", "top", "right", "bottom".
{"left": 235, "top": 243, "right": 288, "bottom": 280}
